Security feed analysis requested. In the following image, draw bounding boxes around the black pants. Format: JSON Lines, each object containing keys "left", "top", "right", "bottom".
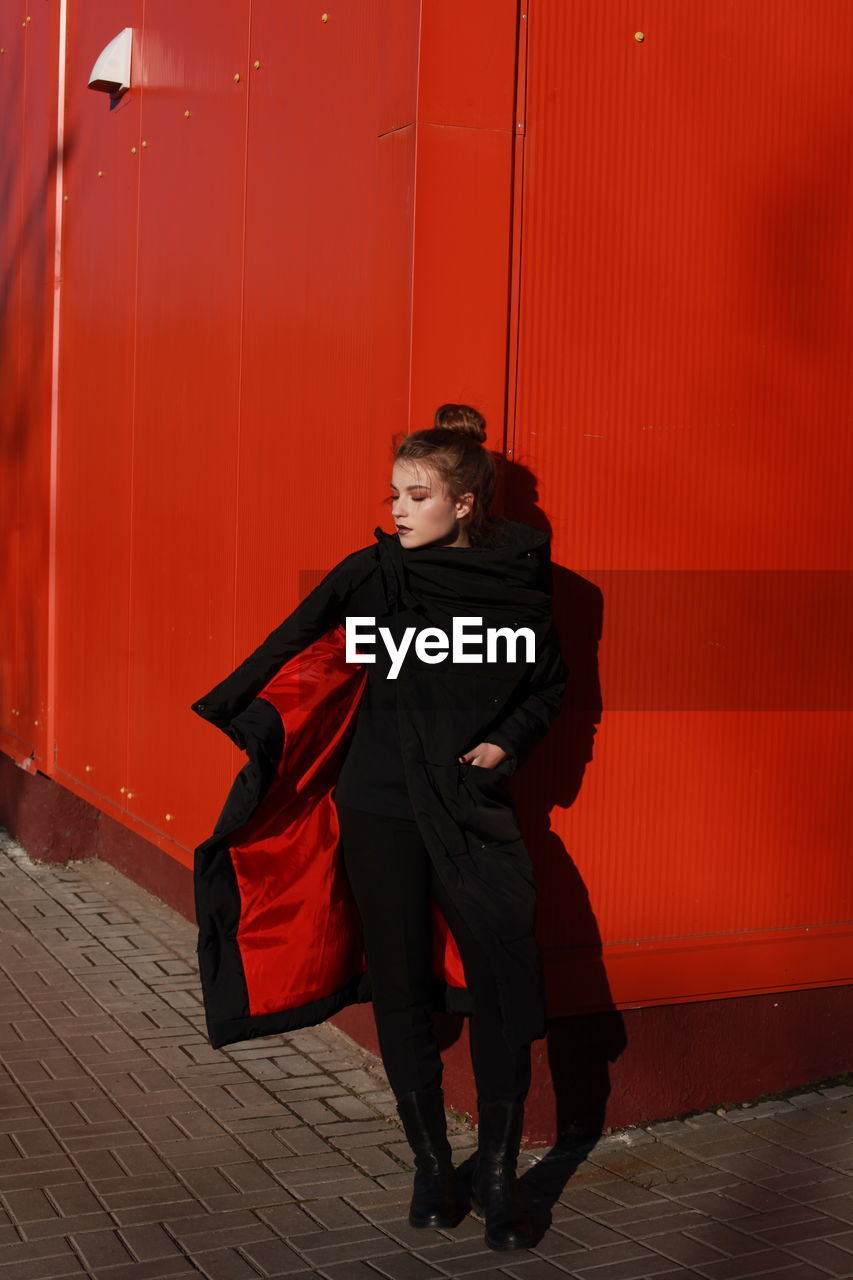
{"left": 336, "top": 802, "right": 532, "bottom": 1102}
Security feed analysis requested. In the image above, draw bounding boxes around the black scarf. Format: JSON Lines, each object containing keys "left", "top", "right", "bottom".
{"left": 372, "top": 518, "right": 555, "bottom": 632}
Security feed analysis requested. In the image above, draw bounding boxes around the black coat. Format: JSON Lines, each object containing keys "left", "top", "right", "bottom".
{"left": 191, "top": 519, "right": 568, "bottom": 1052}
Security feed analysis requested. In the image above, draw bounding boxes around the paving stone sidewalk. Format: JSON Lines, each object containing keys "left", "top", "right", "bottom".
{"left": 1, "top": 829, "right": 853, "bottom": 1280}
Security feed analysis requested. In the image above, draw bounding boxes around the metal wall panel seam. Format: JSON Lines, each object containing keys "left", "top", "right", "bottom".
{"left": 46, "top": 0, "right": 69, "bottom": 777}
{"left": 233, "top": 0, "right": 253, "bottom": 676}
{"left": 123, "top": 11, "right": 145, "bottom": 801}
{"left": 407, "top": 0, "right": 424, "bottom": 432}
{"left": 504, "top": 0, "right": 529, "bottom": 462}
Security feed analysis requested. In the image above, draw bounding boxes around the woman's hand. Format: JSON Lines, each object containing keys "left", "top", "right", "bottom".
{"left": 458, "top": 742, "right": 508, "bottom": 769}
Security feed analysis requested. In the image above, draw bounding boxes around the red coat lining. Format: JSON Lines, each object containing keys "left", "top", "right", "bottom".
{"left": 228, "top": 624, "right": 467, "bottom": 1016}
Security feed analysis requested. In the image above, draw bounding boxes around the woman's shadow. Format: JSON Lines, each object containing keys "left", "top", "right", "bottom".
{"left": 437, "top": 457, "right": 626, "bottom": 1239}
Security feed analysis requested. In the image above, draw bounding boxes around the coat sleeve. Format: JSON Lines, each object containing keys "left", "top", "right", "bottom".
{"left": 190, "top": 548, "right": 369, "bottom": 743}
{"left": 483, "top": 616, "right": 568, "bottom": 771}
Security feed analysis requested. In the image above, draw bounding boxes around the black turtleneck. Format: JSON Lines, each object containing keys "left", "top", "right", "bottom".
{"left": 332, "top": 632, "right": 413, "bottom": 820}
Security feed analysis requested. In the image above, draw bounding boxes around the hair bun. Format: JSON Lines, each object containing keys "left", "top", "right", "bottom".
{"left": 433, "top": 402, "right": 487, "bottom": 444}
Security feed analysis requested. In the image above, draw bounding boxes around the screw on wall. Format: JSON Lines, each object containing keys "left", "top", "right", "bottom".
{"left": 253, "top": 59, "right": 261, "bottom": 69}
{"left": 635, "top": 31, "right": 645, "bottom": 42}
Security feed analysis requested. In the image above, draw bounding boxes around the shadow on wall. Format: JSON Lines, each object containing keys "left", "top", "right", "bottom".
{"left": 0, "top": 24, "right": 76, "bottom": 800}
{"left": 433, "top": 451, "right": 625, "bottom": 1164}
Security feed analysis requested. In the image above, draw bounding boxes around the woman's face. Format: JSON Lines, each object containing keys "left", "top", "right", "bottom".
{"left": 390, "top": 459, "right": 473, "bottom": 549}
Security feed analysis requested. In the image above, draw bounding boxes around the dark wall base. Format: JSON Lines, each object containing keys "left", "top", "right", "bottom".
{"left": 0, "top": 754, "right": 195, "bottom": 919}
{"left": 3, "top": 753, "right": 850, "bottom": 1144}
{"left": 332, "top": 984, "right": 853, "bottom": 1143}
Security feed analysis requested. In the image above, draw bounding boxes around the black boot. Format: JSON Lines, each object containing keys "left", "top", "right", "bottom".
{"left": 470, "top": 1097, "right": 535, "bottom": 1250}
{"left": 395, "top": 1087, "right": 461, "bottom": 1228}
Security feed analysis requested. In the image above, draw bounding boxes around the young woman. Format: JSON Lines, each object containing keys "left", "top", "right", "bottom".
{"left": 191, "top": 404, "right": 567, "bottom": 1252}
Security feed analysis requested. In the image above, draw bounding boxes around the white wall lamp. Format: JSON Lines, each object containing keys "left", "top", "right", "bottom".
{"left": 88, "top": 28, "right": 133, "bottom": 100}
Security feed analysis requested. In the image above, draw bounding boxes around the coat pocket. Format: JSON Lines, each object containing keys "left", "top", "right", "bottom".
{"left": 459, "top": 757, "right": 514, "bottom": 787}
{"left": 456, "top": 759, "right": 523, "bottom": 850}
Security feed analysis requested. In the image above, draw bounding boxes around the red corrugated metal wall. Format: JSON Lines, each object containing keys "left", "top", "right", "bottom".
{"left": 0, "top": 0, "right": 58, "bottom": 775}
{"left": 512, "top": 0, "right": 853, "bottom": 1013}
{"left": 51, "top": 0, "right": 424, "bottom": 857}
{"left": 1, "top": 0, "right": 851, "bottom": 1025}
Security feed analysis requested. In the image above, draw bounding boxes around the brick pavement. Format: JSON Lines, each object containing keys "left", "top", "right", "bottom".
{"left": 1, "top": 827, "right": 853, "bottom": 1280}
